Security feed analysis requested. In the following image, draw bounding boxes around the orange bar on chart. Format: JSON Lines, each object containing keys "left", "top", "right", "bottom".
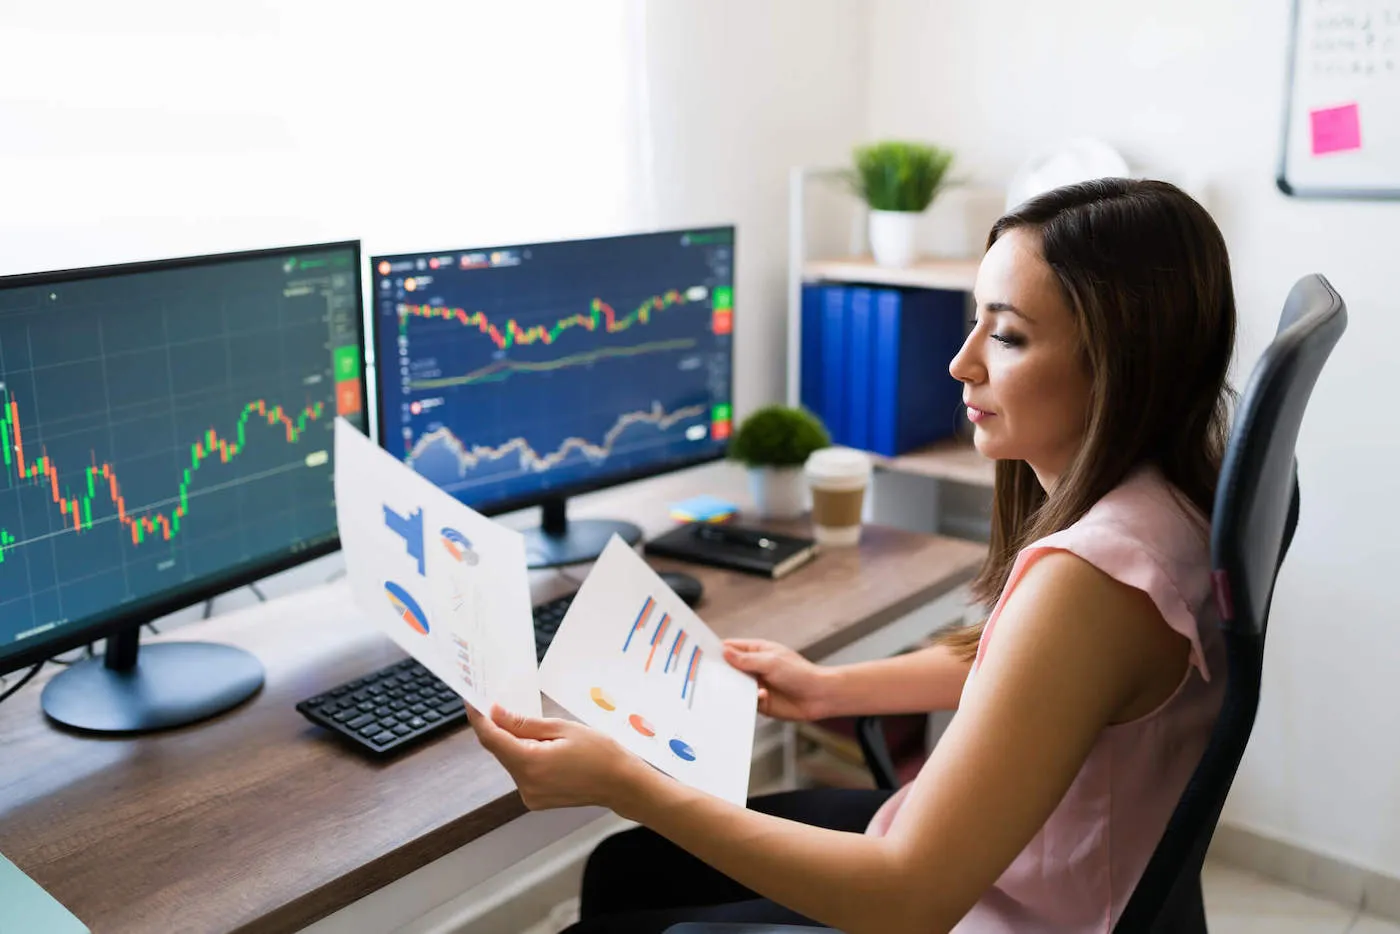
{"left": 336, "top": 380, "right": 362, "bottom": 416}
{"left": 645, "top": 614, "right": 672, "bottom": 673}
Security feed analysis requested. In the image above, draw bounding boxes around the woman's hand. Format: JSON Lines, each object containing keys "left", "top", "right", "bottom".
{"left": 722, "top": 638, "right": 834, "bottom": 722}
{"left": 467, "top": 704, "right": 647, "bottom": 812}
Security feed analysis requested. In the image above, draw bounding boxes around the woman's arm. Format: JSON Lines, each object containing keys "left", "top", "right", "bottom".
{"left": 475, "top": 550, "right": 1189, "bottom": 934}
{"left": 720, "top": 637, "right": 972, "bottom": 721}
{"left": 822, "top": 640, "right": 974, "bottom": 715}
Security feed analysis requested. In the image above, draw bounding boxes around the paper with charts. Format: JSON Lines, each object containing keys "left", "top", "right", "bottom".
{"left": 538, "top": 535, "right": 758, "bottom": 805}
{"left": 333, "top": 418, "right": 542, "bottom": 718}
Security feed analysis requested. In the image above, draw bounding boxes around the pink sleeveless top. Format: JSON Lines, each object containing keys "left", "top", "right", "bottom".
{"left": 865, "top": 466, "right": 1225, "bottom": 933}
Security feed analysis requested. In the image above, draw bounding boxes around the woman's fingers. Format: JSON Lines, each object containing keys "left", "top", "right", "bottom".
{"left": 490, "top": 704, "right": 565, "bottom": 742}
{"left": 723, "top": 638, "right": 776, "bottom": 653}
{"left": 724, "top": 646, "right": 779, "bottom": 676}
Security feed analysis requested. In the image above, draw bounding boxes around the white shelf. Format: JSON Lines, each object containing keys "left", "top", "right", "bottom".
{"left": 785, "top": 166, "right": 995, "bottom": 493}
{"left": 871, "top": 436, "right": 995, "bottom": 488}
{"left": 802, "top": 256, "right": 980, "bottom": 292}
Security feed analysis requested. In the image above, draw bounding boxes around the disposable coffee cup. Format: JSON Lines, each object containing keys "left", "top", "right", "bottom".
{"left": 804, "top": 447, "right": 872, "bottom": 547}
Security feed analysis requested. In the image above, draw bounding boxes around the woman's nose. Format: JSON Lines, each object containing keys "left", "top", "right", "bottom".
{"left": 949, "top": 333, "right": 982, "bottom": 385}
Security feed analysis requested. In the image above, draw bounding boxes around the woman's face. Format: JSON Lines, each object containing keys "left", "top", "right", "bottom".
{"left": 949, "top": 227, "right": 1093, "bottom": 490}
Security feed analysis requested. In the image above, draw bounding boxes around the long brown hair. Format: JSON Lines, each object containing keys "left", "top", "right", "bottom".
{"left": 940, "top": 178, "right": 1236, "bottom": 660}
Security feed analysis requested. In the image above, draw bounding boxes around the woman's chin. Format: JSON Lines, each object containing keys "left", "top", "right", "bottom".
{"left": 969, "top": 427, "right": 998, "bottom": 459}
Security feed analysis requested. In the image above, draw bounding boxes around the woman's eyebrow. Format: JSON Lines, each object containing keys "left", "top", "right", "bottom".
{"left": 984, "top": 300, "right": 1034, "bottom": 323}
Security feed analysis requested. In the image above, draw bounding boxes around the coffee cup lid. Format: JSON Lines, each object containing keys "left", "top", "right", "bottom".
{"left": 804, "top": 446, "right": 872, "bottom": 486}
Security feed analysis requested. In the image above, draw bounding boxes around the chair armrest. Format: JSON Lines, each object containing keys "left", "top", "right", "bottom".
{"left": 854, "top": 715, "right": 898, "bottom": 790}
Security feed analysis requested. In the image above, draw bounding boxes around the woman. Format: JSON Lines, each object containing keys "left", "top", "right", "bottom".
{"left": 467, "top": 177, "right": 1236, "bottom": 933}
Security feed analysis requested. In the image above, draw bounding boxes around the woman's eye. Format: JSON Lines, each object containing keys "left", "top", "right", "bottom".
{"left": 990, "top": 332, "right": 1023, "bottom": 347}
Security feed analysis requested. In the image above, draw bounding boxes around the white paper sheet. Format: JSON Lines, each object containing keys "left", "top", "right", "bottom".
{"left": 538, "top": 536, "right": 757, "bottom": 805}
{"left": 333, "top": 418, "right": 542, "bottom": 718}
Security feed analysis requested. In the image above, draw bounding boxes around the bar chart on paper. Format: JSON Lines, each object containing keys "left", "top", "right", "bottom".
{"left": 620, "top": 594, "right": 703, "bottom": 710}
{"left": 537, "top": 536, "right": 757, "bottom": 804}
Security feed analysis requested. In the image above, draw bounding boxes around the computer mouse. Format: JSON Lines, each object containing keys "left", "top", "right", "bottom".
{"left": 658, "top": 570, "right": 704, "bottom": 608}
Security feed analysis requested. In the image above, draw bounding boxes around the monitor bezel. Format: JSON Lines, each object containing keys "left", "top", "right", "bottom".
{"left": 368, "top": 225, "right": 736, "bottom": 521}
{"left": 0, "top": 240, "right": 367, "bottom": 677}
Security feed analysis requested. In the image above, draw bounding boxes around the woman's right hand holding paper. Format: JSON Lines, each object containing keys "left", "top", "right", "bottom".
{"left": 722, "top": 638, "right": 833, "bottom": 721}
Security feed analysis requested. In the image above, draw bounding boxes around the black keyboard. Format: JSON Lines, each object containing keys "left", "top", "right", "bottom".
{"left": 296, "top": 590, "right": 576, "bottom": 755}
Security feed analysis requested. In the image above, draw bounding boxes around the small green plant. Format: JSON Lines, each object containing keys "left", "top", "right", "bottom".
{"left": 729, "top": 405, "right": 831, "bottom": 469}
{"left": 844, "top": 140, "right": 955, "bottom": 212}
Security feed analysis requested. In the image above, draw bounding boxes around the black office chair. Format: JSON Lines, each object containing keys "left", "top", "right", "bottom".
{"left": 665, "top": 274, "right": 1347, "bottom": 934}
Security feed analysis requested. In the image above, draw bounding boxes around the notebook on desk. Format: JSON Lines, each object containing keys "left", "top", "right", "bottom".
{"left": 0, "top": 852, "right": 89, "bottom": 933}
{"left": 643, "top": 522, "right": 818, "bottom": 579}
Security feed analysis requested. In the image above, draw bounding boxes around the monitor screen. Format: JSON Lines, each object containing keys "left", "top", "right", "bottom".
{"left": 371, "top": 227, "right": 734, "bottom": 514}
{"left": 0, "top": 242, "right": 366, "bottom": 673}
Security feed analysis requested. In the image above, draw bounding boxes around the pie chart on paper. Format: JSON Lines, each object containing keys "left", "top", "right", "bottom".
{"left": 668, "top": 738, "right": 697, "bottom": 762}
{"left": 628, "top": 714, "right": 656, "bottom": 738}
{"left": 590, "top": 687, "right": 617, "bottom": 711}
{"left": 441, "top": 526, "right": 478, "bottom": 565}
{"left": 385, "top": 581, "right": 430, "bottom": 635}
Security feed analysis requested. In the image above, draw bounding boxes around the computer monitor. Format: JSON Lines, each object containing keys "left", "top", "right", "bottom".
{"left": 0, "top": 242, "right": 367, "bottom": 733}
{"left": 371, "top": 227, "right": 734, "bottom": 568}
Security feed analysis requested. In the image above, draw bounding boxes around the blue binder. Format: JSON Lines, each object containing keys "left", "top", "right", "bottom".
{"left": 799, "top": 284, "right": 824, "bottom": 417}
{"left": 844, "top": 288, "right": 875, "bottom": 451}
{"left": 872, "top": 289, "right": 903, "bottom": 456}
{"left": 819, "top": 285, "right": 848, "bottom": 444}
{"left": 869, "top": 288, "right": 966, "bottom": 456}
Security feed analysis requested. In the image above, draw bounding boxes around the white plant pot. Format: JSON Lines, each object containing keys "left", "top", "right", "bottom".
{"left": 868, "top": 209, "right": 921, "bottom": 268}
{"left": 748, "top": 466, "right": 805, "bottom": 520}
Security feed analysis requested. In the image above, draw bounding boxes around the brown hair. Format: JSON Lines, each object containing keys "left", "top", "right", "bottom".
{"left": 940, "top": 178, "right": 1237, "bottom": 660}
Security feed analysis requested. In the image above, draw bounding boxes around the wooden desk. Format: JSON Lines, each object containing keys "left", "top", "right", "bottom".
{"left": 0, "top": 466, "right": 984, "bottom": 934}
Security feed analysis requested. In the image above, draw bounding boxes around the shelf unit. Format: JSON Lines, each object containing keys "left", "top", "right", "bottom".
{"left": 785, "top": 165, "right": 993, "bottom": 491}
{"left": 801, "top": 256, "right": 980, "bottom": 292}
{"left": 873, "top": 436, "right": 995, "bottom": 488}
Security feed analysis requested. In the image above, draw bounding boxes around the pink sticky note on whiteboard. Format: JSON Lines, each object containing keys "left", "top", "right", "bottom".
{"left": 1310, "top": 103, "right": 1362, "bottom": 155}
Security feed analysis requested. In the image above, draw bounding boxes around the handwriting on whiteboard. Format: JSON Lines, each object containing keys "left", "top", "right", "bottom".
{"left": 1309, "top": 0, "right": 1400, "bottom": 78}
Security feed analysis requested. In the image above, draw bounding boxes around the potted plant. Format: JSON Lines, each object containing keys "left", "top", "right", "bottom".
{"left": 729, "top": 405, "right": 831, "bottom": 519}
{"left": 844, "top": 140, "right": 955, "bottom": 268}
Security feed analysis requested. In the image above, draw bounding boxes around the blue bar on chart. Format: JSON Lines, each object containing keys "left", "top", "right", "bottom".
{"left": 682, "top": 646, "right": 702, "bottom": 709}
{"left": 623, "top": 596, "right": 658, "bottom": 652}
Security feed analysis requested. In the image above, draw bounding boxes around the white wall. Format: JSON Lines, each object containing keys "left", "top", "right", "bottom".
{"left": 0, "top": 1, "right": 644, "bottom": 275}
{"left": 866, "top": 0, "right": 1400, "bottom": 876}
{"left": 640, "top": 0, "right": 869, "bottom": 413}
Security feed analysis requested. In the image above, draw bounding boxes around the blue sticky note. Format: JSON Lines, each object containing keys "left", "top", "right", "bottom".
{"left": 668, "top": 494, "right": 738, "bottom": 523}
{"left": 0, "top": 852, "right": 89, "bottom": 933}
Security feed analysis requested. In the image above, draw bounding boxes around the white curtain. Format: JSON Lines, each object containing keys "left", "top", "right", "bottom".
{"left": 0, "top": 0, "right": 648, "bottom": 274}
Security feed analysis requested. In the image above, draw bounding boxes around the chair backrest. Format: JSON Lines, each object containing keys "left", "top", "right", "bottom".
{"left": 1114, "top": 274, "right": 1348, "bottom": 932}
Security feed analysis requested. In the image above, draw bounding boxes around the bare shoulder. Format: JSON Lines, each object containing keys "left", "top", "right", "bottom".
{"left": 988, "top": 549, "right": 1191, "bottom": 722}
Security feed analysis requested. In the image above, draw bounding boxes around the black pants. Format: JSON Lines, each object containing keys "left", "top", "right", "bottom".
{"left": 562, "top": 788, "right": 893, "bottom": 934}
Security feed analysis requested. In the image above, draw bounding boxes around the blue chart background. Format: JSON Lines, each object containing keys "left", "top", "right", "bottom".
{"left": 0, "top": 249, "right": 362, "bottom": 649}
{"left": 374, "top": 229, "right": 734, "bottom": 511}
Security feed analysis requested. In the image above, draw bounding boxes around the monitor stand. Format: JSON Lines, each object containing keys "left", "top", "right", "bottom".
{"left": 523, "top": 496, "right": 642, "bottom": 570}
{"left": 40, "top": 624, "right": 264, "bottom": 734}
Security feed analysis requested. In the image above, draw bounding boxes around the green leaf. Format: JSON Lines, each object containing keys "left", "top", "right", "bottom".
{"left": 728, "top": 405, "right": 832, "bottom": 468}
{"left": 843, "top": 141, "right": 956, "bottom": 212}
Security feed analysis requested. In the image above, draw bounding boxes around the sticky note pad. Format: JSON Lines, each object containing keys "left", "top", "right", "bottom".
{"left": 1310, "top": 102, "right": 1362, "bottom": 156}
{"left": 668, "top": 494, "right": 738, "bottom": 523}
{"left": 0, "top": 852, "right": 89, "bottom": 933}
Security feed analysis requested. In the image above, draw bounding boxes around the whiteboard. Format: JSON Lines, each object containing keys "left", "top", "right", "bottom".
{"left": 1278, "top": 0, "right": 1400, "bottom": 198}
